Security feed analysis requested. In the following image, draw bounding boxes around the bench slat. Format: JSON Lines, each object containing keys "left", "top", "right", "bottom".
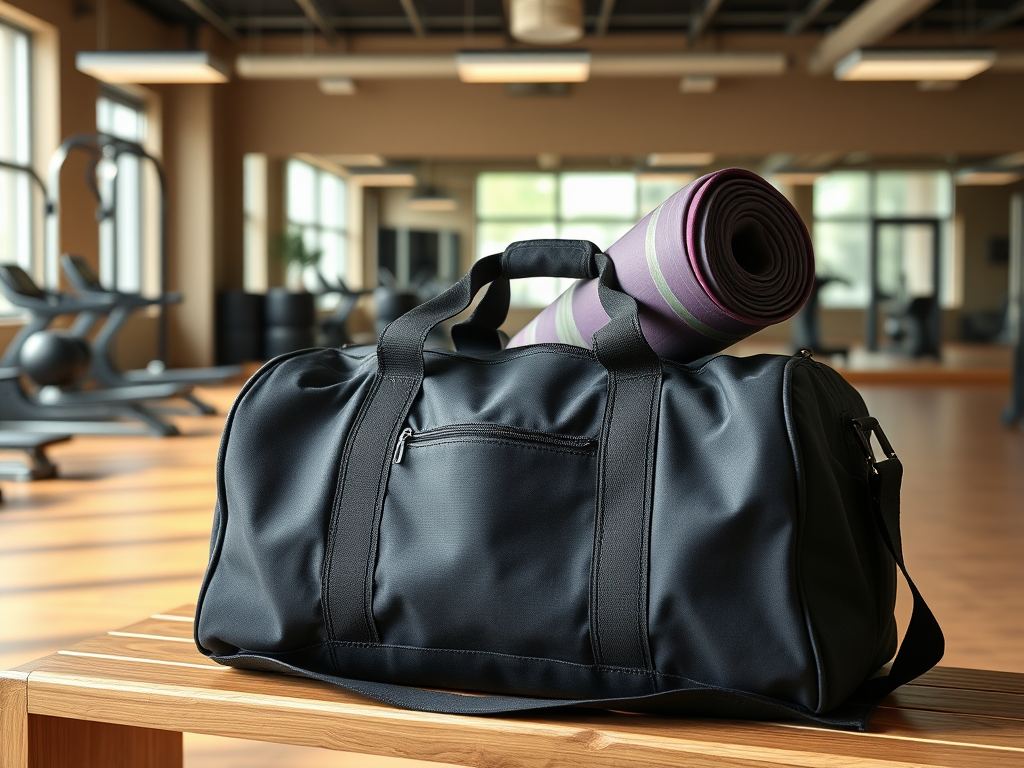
{"left": 21, "top": 671, "right": 1023, "bottom": 768}
{"left": 13, "top": 606, "right": 1024, "bottom": 768}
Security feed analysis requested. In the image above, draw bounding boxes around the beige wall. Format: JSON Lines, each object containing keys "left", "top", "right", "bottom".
{"left": 957, "top": 183, "right": 1024, "bottom": 313}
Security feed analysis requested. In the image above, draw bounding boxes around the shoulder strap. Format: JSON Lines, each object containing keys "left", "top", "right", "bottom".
{"left": 217, "top": 452, "right": 942, "bottom": 731}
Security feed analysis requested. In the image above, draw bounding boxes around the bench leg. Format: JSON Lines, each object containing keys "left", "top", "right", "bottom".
{"left": 28, "top": 715, "right": 182, "bottom": 768}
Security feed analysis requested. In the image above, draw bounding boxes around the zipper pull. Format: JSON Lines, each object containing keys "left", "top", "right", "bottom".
{"left": 392, "top": 428, "right": 414, "bottom": 465}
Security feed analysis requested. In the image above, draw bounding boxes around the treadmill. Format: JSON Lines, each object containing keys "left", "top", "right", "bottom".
{"left": 0, "top": 264, "right": 188, "bottom": 436}
{"left": 62, "top": 255, "right": 241, "bottom": 414}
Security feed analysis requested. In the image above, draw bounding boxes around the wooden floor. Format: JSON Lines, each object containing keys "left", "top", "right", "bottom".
{"left": 1, "top": 376, "right": 1022, "bottom": 766}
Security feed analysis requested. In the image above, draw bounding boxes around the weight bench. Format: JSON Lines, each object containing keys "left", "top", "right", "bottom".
{"left": 2, "top": 605, "right": 1022, "bottom": 768}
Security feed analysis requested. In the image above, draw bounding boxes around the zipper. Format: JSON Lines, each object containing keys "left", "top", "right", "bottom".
{"left": 393, "top": 423, "right": 597, "bottom": 464}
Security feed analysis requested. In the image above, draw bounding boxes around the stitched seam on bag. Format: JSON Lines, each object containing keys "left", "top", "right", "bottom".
{"left": 784, "top": 357, "right": 828, "bottom": 713}
{"left": 590, "top": 370, "right": 614, "bottom": 665}
{"left": 196, "top": 349, "right": 323, "bottom": 656}
{"left": 323, "top": 370, "right": 386, "bottom": 656}
{"left": 638, "top": 367, "right": 660, "bottom": 685}
{"left": 427, "top": 346, "right": 597, "bottom": 365}
{"left": 328, "top": 640, "right": 655, "bottom": 677}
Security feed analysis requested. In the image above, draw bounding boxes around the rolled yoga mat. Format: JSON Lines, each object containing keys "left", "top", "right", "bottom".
{"left": 508, "top": 168, "right": 815, "bottom": 362}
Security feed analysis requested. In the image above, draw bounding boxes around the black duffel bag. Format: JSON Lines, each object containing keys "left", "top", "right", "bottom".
{"left": 195, "top": 240, "right": 943, "bottom": 730}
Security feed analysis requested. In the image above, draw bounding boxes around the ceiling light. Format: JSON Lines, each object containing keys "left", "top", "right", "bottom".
{"left": 647, "top": 153, "right": 715, "bottom": 168}
{"left": 347, "top": 167, "right": 417, "bottom": 187}
{"left": 679, "top": 75, "right": 717, "bottom": 93}
{"left": 408, "top": 187, "right": 459, "bottom": 212}
{"left": 834, "top": 49, "right": 995, "bottom": 82}
{"left": 326, "top": 154, "right": 386, "bottom": 167}
{"left": 955, "top": 170, "right": 1023, "bottom": 186}
{"left": 772, "top": 171, "right": 826, "bottom": 185}
{"left": 76, "top": 51, "right": 230, "bottom": 83}
{"left": 456, "top": 51, "right": 590, "bottom": 84}
{"left": 319, "top": 77, "right": 356, "bottom": 95}
{"left": 509, "top": 0, "right": 584, "bottom": 45}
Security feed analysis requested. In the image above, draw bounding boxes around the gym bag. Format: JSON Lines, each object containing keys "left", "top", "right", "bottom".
{"left": 195, "top": 240, "right": 944, "bottom": 730}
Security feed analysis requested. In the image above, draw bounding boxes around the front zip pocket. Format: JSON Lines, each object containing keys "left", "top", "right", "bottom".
{"left": 376, "top": 419, "right": 600, "bottom": 664}
{"left": 393, "top": 423, "right": 598, "bottom": 464}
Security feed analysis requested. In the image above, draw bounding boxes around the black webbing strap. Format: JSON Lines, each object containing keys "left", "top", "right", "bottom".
{"left": 589, "top": 259, "right": 661, "bottom": 672}
{"left": 239, "top": 453, "right": 941, "bottom": 731}
{"left": 449, "top": 277, "right": 509, "bottom": 355}
{"left": 847, "top": 457, "right": 945, "bottom": 707}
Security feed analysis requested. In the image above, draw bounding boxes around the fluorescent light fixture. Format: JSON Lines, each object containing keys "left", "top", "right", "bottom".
{"left": 319, "top": 77, "right": 356, "bottom": 95}
{"left": 647, "top": 152, "right": 715, "bottom": 168}
{"left": 679, "top": 75, "right": 717, "bottom": 93}
{"left": 326, "top": 154, "right": 386, "bottom": 167}
{"left": 637, "top": 172, "right": 696, "bottom": 186}
{"left": 408, "top": 188, "right": 459, "bottom": 212}
{"left": 834, "top": 49, "right": 995, "bottom": 82}
{"left": 347, "top": 167, "right": 417, "bottom": 187}
{"left": 955, "top": 170, "right": 1023, "bottom": 186}
{"left": 917, "top": 79, "right": 959, "bottom": 91}
{"left": 772, "top": 171, "right": 826, "bottom": 185}
{"left": 76, "top": 50, "right": 230, "bottom": 83}
{"left": 456, "top": 50, "right": 590, "bottom": 83}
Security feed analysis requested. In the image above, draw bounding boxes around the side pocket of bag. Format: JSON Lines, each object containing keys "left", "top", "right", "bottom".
{"left": 786, "top": 359, "right": 896, "bottom": 713}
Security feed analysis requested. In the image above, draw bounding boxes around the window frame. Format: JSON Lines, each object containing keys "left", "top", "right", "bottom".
{"left": 812, "top": 170, "right": 957, "bottom": 310}
{"left": 95, "top": 84, "right": 149, "bottom": 294}
{"left": 475, "top": 171, "right": 686, "bottom": 307}
{"left": 0, "top": 16, "right": 35, "bottom": 315}
{"left": 285, "top": 158, "right": 349, "bottom": 297}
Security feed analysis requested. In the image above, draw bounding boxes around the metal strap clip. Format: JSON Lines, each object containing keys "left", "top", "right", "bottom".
{"left": 851, "top": 416, "right": 898, "bottom": 475}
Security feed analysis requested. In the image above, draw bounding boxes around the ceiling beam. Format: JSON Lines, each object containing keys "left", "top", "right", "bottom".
{"left": 976, "top": 0, "right": 1024, "bottom": 34}
{"left": 785, "top": 0, "right": 835, "bottom": 36}
{"left": 293, "top": 0, "right": 337, "bottom": 43}
{"left": 596, "top": 0, "right": 616, "bottom": 36}
{"left": 175, "top": 0, "right": 239, "bottom": 41}
{"left": 689, "top": 0, "right": 725, "bottom": 42}
{"left": 399, "top": 0, "right": 427, "bottom": 38}
{"left": 809, "top": 0, "right": 940, "bottom": 74}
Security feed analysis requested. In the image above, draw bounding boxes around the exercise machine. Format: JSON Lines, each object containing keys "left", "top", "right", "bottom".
{"left": 62, "top": 255, "right": 240, "bottom": 414}
{"left": 791, "top": 275, "right": 850, "bottom": 358}
{"left": 313, "top": 268, "right": 373, "bottom": 347}
{"left": 0, "top": 264, "right": 186, "bottom": 436}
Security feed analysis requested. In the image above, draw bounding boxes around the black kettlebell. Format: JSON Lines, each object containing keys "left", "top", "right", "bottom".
{"left": 19, "top": 330, "right": 93, "bottom": 387}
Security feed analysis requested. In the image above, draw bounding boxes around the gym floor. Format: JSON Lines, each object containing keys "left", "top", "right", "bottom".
{"left": 1, "top": 373, "right": 1022, "bottom": 767}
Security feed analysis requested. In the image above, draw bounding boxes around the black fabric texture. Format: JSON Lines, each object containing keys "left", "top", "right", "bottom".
{"left": 195, "top": 239, "right": 943, "bottom": 731}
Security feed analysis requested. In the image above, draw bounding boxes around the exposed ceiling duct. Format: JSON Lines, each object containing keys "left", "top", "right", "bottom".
{"left": 509, "top": 0, "right": 584, "bottom": 44}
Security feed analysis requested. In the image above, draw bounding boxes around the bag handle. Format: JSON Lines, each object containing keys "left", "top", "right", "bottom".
{"left": 447, "top": 238, "right": 599, "bottom": 355}
{"left": 378, "top": 239, "right": 656, "bottom": 376}
{"left": 241, "top": 448, "right": 944, "bottom": 732}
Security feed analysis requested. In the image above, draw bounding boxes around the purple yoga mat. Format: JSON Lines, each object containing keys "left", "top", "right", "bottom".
{"left": 508, "top": 168, "right": 814, "bottom": 362}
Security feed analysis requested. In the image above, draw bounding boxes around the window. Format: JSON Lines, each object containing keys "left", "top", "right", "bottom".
{"left": 96, "top": 87, "right": 147, "bottom": 293}
{"left": 285, "top": 158, "right": 347, "bottom": 299}
{"left": 476, "top": 172, "right": 689, "bottom": 306}
{"left": 813, "top": 171, "right": 956, "bottom": 308}
{"left": 0, "top": 18, "right": 33, "bottom": 309}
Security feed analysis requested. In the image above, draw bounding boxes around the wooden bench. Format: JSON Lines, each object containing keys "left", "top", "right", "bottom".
{"left": 2, "top": 605, "right": 1022, "bottom": 768}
